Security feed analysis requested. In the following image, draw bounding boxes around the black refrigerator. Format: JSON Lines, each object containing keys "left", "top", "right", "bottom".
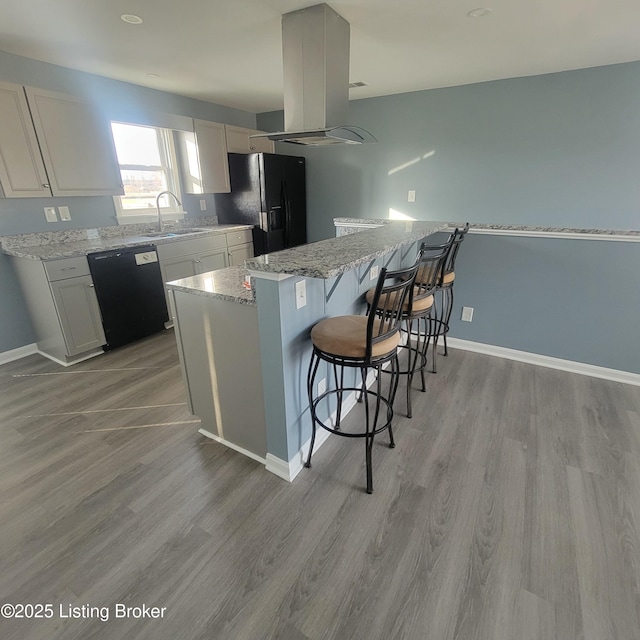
{"left": 215, "top": 153, "right": 306, "bottom": 256}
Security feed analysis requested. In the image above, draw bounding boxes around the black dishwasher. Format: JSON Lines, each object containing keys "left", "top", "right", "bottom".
{"left": 87, "top": 245, "right": 169, "bottom": 350}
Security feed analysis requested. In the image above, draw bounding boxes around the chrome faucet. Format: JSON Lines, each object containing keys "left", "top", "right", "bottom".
{"left": 155, "top": 190, "right": 182, "bottom": 232}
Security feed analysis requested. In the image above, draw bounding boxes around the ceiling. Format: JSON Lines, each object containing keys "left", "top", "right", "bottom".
{"left": 2, "top": 0, "right": 640, "bottom": 114}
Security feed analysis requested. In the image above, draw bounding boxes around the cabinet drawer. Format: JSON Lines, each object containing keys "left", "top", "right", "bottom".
{"left": 156, "top": 234, "right": 227, "bottom": 261}
{"left": 226, "top": 229, "right": 253, "bottom": 247}
{"left": 44, "top": 256, "right": 90, "bottom": 281}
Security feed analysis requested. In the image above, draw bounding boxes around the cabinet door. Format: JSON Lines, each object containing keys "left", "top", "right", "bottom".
{"left": 50, "top": 276, "right": 106, "bottom": 356}
{"left": 161, "top": 254, "right": 198, "bottom": 284}
{"left": 228, "top": 243, "right": 254, "bottom": 267}
{"left": 249, "top": 130, "right": 275, "bottom": 154}
{"left": 225, "top": 125, "right": 250, "bottom": 153}
{"left": 197, "top": 248, "right": 228, "bottom": 273}
{"left": 24, "top": 86, "right": 124, "bottom": 197}
{"left": 0, "top": 81, "right": 51, "bottom": 198}
{"left": 194, "top": 119, "right": 230, "bottom": 193}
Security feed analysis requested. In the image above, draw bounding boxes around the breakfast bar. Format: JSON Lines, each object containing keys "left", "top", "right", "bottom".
{"left": 167, "top": 220, "right": 450, "bottom": 480}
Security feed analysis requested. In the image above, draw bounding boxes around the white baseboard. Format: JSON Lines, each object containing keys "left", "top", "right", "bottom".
{"left": 198, "top": 428, "right": 266, "bottom": 465}
{"left": 446, "top": 338, "right": 640, "bottom": 387}
{"left": 37, "top": 349, "right": 104, "bottom": 368}
{"left": 0, "top": 343, "right": 37, "bottom": 365}
{"left": 265, "top": 369, "right": 379, "bottom": 482}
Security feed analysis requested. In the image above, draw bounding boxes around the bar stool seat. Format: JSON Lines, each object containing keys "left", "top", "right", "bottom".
{"left": 311, "top": 316, "right": 400, "bottom": 359}
{"left": 305, "top": 260, "right": 420, "bottom": 494}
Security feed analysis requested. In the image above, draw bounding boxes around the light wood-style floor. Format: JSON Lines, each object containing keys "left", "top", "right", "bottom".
{"left": 1, "top": 330, "right": 639, "bottom": 640}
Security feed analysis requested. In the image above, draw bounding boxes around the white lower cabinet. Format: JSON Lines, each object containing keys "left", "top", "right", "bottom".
{"left": 11, "top": 255, "right": 106, "bottom": 365}
{"left": 158, "top": 230, "right": 253, "bottom": 318}
{"left": 228, "top": 243, "right": 253, "bottom": 266}
{"left": 49, "top": 276, "right": 105, "bottom": 356}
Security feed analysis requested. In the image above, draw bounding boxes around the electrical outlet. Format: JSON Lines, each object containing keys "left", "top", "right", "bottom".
{"left": 318, "top": 378, "right": 326, "bottom": 396}
{"left": 58, "top": 206, "right": 71, "bottom": 221}
{"left": 408, "top": 190, "right": 416, "bottom": 203}
{"left": 295, "top": 279, "right": 306, "bottom": 309}
{"left": 370, "top": 265, "right": 379, "bottom": 280}
{"left": 43, "top": 207, "right": 57, "bottom": 222}
{"left": 461, "top": 306, "right": 474, "bottom": 322}
{"left": 199, "top": 199, "right": 207, "bottom": 211}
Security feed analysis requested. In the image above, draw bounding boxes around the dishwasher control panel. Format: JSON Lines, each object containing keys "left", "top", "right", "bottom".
{"left": 134, "top": 250, "right": 159, "bottom": 265}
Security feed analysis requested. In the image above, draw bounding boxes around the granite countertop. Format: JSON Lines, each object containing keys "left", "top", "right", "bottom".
{"left": 333, "top": 217, "right": 640, "bottom": 237}
{"left": 1, "top": 223, "right": 253, "bottom": 260}
{"left": 246, "top": 220, "right": 450, "bottom": 279}
{"left": 166, "top": 266, "right": 255, "bottom": 306}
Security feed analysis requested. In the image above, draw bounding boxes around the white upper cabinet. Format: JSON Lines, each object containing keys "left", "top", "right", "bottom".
{"left": 194, "top": 119, "right": 231, "bottom": 194}
{"left": 179, "top": 119, "right": 231, "bottom": 194}
{"left": 249, "top": 130, "right": 275, "bottom": 153}
{"left": 0, "top": 81, "right": 51, "bottom": 198}
{"left": 0, "top": 82, "right": 124, "bottom": 198}
{"left": 24, "top": 86, "right": 124, "bottom": 197}
{"left": 225, "top": 125, "right": 274, "bottom": 154}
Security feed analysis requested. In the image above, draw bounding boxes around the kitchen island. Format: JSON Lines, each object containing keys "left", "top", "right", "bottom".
{"left": 167, "top": 221, "right": 449, "bottom": 480}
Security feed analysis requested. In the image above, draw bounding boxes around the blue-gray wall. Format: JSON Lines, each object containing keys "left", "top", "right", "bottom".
{"left": 0, "top": 51, "right": 257, "bottom": 352}
{"left": 259, "top": 62, "right": 640, "bottom": 375}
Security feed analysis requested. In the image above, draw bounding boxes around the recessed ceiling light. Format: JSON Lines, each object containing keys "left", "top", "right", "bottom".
{"left": 467, "top": 7, "right": 492, "bottom": 18}
{"left": 120, "top": 14, "right": 143, "bottom": 25}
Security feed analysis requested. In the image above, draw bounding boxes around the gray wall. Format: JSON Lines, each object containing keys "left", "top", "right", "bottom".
{"left": 259, "top": 62, "right": 640, "bottom": 374}
{"left": 0, "top": 51, "right": 257, "bottom": 352}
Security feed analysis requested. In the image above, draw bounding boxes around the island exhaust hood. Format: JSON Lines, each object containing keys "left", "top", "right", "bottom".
{"left": 250, "top": 3, "right": 377, "bottom": 147}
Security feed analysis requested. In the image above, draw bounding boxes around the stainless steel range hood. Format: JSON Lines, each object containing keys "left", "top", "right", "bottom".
{"left": 250, "top": 3, "right": 376, "bottom": 147}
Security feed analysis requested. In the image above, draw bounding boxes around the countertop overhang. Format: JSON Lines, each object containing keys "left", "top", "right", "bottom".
{"left": 245, "top": 220, "right": 451, "bottom": 279}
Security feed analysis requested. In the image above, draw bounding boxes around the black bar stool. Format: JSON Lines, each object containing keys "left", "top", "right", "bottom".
{"left": 431, "top": 222, "right": 469, "bottom": 372}
{"left": 365, "top": 243, "right": 450, "bottom": 418}
{"left": 305, "top": 261, "right": 420, "bottom": 494}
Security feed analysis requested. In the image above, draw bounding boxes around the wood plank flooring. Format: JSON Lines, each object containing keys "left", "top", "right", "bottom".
{"left": 1, "top": 330, "right": 639, "bottom": 640}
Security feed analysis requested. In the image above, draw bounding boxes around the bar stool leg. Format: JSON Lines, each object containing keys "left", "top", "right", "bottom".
{"left": 443, "top": 286, "right": 454, "bottom": 357}
{"left": 333, "top": 363, "right": 344, "bottom": 430}
{"left": 305, "top": 352, "right": 321, "bottom": 469}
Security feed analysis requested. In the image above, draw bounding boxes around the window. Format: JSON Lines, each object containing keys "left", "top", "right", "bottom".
{"left": 111, "top": 122, "right": 184, "bottom": 223}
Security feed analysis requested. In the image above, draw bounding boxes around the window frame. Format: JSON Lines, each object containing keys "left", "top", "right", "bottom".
{"left": 111, "top": 122, "right": 185, "bottom": 225}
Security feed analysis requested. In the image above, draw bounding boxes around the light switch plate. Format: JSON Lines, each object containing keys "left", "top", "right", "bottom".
{"left": 461, "top": 306, "right": 474, "bottom": 322}
{"left": 199, "top": 199, "right": 207, "bottom": 211}
{"left": 408, "top": 190, "right": 416, "bottom": 203}
{"left": 58, "top": 206, "right": 71, "bottom": 221}
{"left": 295, "top": 279, "right": 306, "bottom": 309}
{"left": 370, "top": 265, "right": 379, "bottom": 280}
{"left": 44, "top": 207, "right": 57, "bottom": 223}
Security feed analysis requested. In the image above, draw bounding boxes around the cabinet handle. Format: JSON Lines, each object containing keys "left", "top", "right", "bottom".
{"left": 88, "top": 284, "right": 95, "bottom": 288}
{"left": 42, "top": 183, "right": 50, "bottom": 188}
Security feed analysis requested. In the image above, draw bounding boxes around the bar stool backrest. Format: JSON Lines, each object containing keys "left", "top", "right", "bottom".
{"left": 443, "top": 222, "right": 469, "bottom": 278}
{"left": 365, "top": 261, "right": 420, "bottom": 361}
{"left": 415, "top": 242, "right": 451, "bottom": 298}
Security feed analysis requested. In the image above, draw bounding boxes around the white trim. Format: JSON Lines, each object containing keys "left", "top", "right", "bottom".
{"left": 446, "top": 338, "right": 640, "bottom": 387}
{"left": 264, "top": 369, "right": 379, "bottom": 482}
{"left": 198, "top": 428, "right": 267, "bottom": 465}
{"left": 37, "top": 349, "right": 104, "bottom": 368}
{"left": 247, "top": 270, "right": 293, "bottom": 282}
{"left": 468, "top": 228, "right": 640, "bottom": 242}
{"left": 0, "top": 343, "right": 37, "bottom": 365}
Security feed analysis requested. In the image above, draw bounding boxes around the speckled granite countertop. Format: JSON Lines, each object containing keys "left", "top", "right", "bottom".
{"left": 166, "top": 266, "right": 255, "bottom": 306}
{"left": 1, "top": 222, "right": 253, "bottom": 260}
{"left": 246, "top": 220, "right": 449, "bottom": 279}
{"left": 333, "top": 217, "right": 640, "bottom": 237}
